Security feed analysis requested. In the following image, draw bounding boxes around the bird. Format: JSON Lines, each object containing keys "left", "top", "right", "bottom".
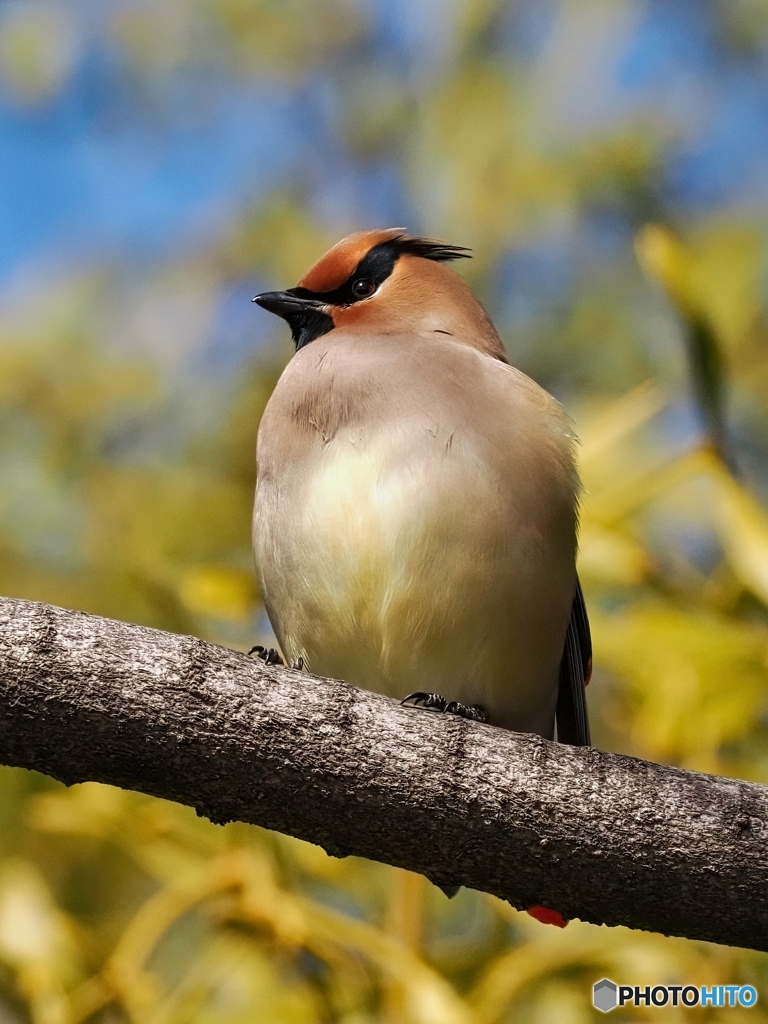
{"left": 251, "top": 228, "right": 590, "bottom": 747}
{"left": 251, "top": 228, "right": 591, "bottom": 926}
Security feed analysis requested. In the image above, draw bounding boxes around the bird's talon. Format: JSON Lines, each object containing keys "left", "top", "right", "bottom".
{"left": 401, "top": 691, "right": 447, "bottom": 712}
{"left": 248, "top": 645, "right": 285, "bottom": 666}
{"left": 401, "top": 693, "right": 488, "bottom": 722}
{"left": 445, "top": 700, "right": 490, "bottom": 723}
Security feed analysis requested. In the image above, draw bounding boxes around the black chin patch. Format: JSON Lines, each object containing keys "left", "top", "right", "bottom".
{"left": 285, "top": 308, "right": 335, "bottom": 350}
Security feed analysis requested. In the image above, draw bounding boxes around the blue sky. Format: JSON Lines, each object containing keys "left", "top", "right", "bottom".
{"left": 0, "top": 58, "right": 309, "bottom": 276}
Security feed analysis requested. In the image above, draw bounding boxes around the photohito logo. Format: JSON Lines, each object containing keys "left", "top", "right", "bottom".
{"left": 592, "top": 979, "right": 758, "bottom": 1012}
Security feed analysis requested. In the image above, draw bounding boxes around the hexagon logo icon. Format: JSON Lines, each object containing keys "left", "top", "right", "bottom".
{"left": 593, "top": 978, "right": 618, "bottom": 1012}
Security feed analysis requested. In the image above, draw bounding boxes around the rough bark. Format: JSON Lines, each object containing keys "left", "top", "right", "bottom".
{"left": 0, "top": 595, "right": 766, "bottom": 950}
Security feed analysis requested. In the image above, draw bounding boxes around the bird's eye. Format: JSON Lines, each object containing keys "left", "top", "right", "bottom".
{"left": 351, "top": 278, "right": 376, "bottom": 298}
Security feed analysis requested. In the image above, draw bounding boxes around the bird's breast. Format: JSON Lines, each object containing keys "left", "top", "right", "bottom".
{"left": 253, "top": 334, "right": 577, "bottom": 734}
{"left": 258, "top": 424, "right": 481, "bottom": 670}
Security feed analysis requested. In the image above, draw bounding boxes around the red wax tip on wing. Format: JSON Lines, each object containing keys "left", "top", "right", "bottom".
{"left": 526, "top": 905, "right": 569, "bottom": 928}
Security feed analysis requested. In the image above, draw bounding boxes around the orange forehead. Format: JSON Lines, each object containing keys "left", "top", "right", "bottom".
{"left": 298, "top": 228, "right": 405, "bottom": 292}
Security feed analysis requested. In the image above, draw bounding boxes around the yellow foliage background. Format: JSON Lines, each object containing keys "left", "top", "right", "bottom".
{"left": 3, "top": 1, "right": 768, "bottom": 1020}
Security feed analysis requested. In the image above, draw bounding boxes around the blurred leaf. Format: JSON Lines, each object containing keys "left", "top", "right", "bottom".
{"left": 636, "top": 219, "right": 761, "bottom": 350}
{"left": 594, "top": 602, "right": 768, "bottom": 771}
{"left": 577, "top": 380, "right": 665, "bottom": 473}
{"left": 636, "top": 223, "right": 731, "bottom": 463}
{"left": 177, "top": 564, "right": 257, "bottom": 622}
{"left": 0, "top": 5, "right": 79, "bottom": 101}
{"left": 0, "top": 861, "right": 80, "bottom": 1024}
{"left": 635, "top": 223, "right": 696, "bottom": 315}
{"left": 710, "top": 457, "right": 768, "bottom": 606}
{"left": 577, "top": 525, "right": 650, "bottom": 586}
{"left": 206, "top": 0, "right": 365, "bottom": 76}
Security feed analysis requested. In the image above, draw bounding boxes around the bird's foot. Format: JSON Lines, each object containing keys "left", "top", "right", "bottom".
{"left": 400, "top": 691, "right": 446, "bottom": 712}
{"left": 248, "top": 646, "right": 305, "bottom": 670}
{"left": 400, "top": 692, "right": 489, "bottom": 723}
{"left": 248, "top": 645, "right": 284, "bottom": 666}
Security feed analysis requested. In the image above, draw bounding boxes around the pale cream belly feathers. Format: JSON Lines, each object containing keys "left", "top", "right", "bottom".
{"left": 253, "top": 330, "right": 579, "bottom": 738}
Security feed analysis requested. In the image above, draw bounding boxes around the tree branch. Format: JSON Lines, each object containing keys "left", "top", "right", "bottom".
{"left": 1, "top": 595, "right": 766, "bottom": 950}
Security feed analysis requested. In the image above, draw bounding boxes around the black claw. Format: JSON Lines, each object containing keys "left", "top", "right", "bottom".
{"left": 444, "top": 701, "right": 489, "bottom": 723}
{"left": 401, "top": 692, "right": 489, "bottom": 723}
{"left": 248, "top": 645, "right": 285, "bottom": 666}
{"left": 401, "top": 691, "right": 448, "bottom": 712}
{"left": 292, "top": 656, "right": 304, "bottom": 670}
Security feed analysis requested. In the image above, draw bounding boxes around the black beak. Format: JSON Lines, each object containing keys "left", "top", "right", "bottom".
{"left": 252, "top": 290, "right": 323, "bottom": 318}
{"left": 252, "top": 290, "right": 334, "bottom": 351}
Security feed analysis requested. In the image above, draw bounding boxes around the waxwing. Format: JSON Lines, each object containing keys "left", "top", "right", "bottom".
{"left": 251, "top": 228, "right": 590, "bottom": 749}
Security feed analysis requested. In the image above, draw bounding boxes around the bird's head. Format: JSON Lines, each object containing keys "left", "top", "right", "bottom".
{"left": 253, "top": 228, "right": 506, "bottom": 359}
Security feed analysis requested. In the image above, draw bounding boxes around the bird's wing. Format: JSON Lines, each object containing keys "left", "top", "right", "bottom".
{"left": 555, "top": 576, "right": 592, "bottom": 746}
